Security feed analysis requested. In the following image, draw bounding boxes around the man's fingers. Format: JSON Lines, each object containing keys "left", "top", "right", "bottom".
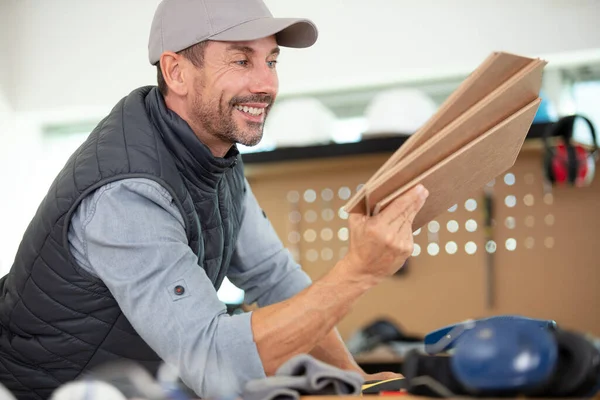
{"left": 348, "top": 212, "right": 363, "bottom": 224}
{"left": 389, "top": 202, "right": 419, "bottom": 233}
{"left": 386, "top": 185, "right": 428, "bottom": 218}
{"left": 390, "top": 213, "right": 410, "bottom": 234}
{"left": 383, "top": 184, "right": 429, "bottom": 224}
{"left": 385, "top": 189, "right": 428, "bottom": 235}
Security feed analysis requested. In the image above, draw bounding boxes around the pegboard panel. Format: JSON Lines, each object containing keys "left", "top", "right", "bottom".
{"left": 245, "top": 146, "right": 600, "bottom": 339}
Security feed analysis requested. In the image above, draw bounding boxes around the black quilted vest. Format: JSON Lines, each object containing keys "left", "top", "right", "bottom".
{"left": 0, "top": 86, "right": 246, "bottom": 400}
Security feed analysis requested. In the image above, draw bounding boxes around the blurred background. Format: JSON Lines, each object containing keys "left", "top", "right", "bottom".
{"left": 1, "top": 0, "right": 599, "bottom": 366}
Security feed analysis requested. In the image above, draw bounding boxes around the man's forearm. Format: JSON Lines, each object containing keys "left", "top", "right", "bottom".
{"left": 250, "top": 256, "right": 378, "bottom": 376}
{"left": 309, "top": 328, "right": 364, "bottom": 374}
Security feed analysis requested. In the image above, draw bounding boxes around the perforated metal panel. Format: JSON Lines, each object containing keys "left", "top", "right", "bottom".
{"left": 245, "top": 147, "right": 600, "bottom": 339}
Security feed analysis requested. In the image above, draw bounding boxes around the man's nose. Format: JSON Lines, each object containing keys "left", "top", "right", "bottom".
{"left": 249, "top": 64, "right": 278, "bottom": 95}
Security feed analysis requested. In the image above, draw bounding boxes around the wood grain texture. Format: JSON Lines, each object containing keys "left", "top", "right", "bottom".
{"left": 372, "top": 99, "right": 541, "bottom": 229}
{"left": 344, "top": 51, "right": 542, "bottom": 215}
{"left": 366, "top": 61, "right": 546, "bottom": 215}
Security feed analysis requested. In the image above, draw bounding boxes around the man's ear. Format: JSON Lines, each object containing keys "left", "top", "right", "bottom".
{"left": 160, "top": 52, "right": 188, "bottom": 96}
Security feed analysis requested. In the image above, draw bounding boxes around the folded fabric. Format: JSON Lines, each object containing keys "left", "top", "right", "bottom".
{"left": 243, "top": 354, "right": 364, "bottom": 400}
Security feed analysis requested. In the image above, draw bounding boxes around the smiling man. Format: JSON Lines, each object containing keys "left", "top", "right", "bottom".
{"left": 160, "top": 38, "right": 280, "bottom": 155}
{"left": 0, "top": 1, "right": 429, "bottom": 399}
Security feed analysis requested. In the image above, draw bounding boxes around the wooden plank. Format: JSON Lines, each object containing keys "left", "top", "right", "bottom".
{"left": 344, "top": 51, "right": 539, "bottom": 214}
{"left": 362, "top": 59, "right": 546, "bottom": 215}
{"left": 373, "top": 98, "right": 541, "bottom": 230}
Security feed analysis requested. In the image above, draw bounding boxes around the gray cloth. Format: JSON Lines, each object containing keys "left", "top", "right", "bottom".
{"left": 67, "top": 177, "right": 313, "bottom": 398}
{"left": 243, "top": 354, "right": 364, "bottom": 400}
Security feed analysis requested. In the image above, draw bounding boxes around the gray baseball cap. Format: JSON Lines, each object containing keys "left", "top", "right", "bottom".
{"left": 148, "top": 0, "right": 319, "bottom": 65}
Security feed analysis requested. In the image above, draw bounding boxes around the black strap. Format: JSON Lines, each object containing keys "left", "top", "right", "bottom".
{"left": 543, "top": 115, "right": 598, "bottom": 183}
{"left": 544, "top": 114, "right": 598, "bottom": 154}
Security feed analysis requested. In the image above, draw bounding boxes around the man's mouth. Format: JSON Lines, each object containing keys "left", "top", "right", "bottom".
{"left": 233, "top": 104, "right": 266, "bottom": 117}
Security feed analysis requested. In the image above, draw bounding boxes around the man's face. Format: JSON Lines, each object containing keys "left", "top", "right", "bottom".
{"left": 187, "top": 36, "right": 279, "bottom": 147}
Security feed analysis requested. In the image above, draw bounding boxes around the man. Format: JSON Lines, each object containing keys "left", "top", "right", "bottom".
{"left": 0, "top": 0, "right": 429, "bottom": 399}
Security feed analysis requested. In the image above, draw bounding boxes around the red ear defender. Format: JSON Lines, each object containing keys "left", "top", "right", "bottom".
{"left": 550, "top": 144, "right": 569, "bottom": 184}
{"left": 543, "top": 115, "right": 598, "bottom": 186}
{"left": 575, "top": 144, "right": 596, "bottom": 187}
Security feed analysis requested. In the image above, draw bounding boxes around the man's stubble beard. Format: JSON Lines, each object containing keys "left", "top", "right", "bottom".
{"left": 190, "top": 79, "right": 267, "bottom": 148}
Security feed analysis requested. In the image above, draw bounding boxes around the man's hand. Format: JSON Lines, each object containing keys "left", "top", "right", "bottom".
{"left": 344, "top": 184, "right": 429, "bottom": 281}
{"left": 250, "top": 184, "right": 428, "bottom": 376}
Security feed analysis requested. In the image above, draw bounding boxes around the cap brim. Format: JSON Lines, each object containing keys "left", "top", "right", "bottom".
{"left": 209, "top": 17, "right": 318, "bottom": 48}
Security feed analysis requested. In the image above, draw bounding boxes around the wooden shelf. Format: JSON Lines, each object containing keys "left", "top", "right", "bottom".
{"left": 243, "top": 122, "right": 556, "bottom": 180}
{"left": 241, "top": 122, "right": 554, "bottom": 166}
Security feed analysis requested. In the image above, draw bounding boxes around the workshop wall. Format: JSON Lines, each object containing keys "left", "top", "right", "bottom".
{"left": 246, "top": 145, "right": 600, "bottom": 339}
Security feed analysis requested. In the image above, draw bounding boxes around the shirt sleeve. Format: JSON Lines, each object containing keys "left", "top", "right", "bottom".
{"left": 67, "top": 178, "right": 266, "bottom": 399}
{"left": 226, "top": 179, "right": 312, "bottom": 307}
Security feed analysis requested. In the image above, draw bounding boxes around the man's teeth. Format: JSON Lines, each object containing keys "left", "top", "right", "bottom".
{"left": 234, "top": 105, "right": 265, "bottom": 116}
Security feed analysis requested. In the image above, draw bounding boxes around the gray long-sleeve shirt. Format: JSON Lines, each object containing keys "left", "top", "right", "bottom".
{"left": 67, "top": 177, "right": 312, "bottom": 398}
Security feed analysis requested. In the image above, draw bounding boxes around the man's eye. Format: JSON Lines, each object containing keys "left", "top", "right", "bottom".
{"left": 235, "top": 60, "right": 248, "bottom": 66}
{"left": 267, "top": 60, "right": 278, "bottom": 68}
